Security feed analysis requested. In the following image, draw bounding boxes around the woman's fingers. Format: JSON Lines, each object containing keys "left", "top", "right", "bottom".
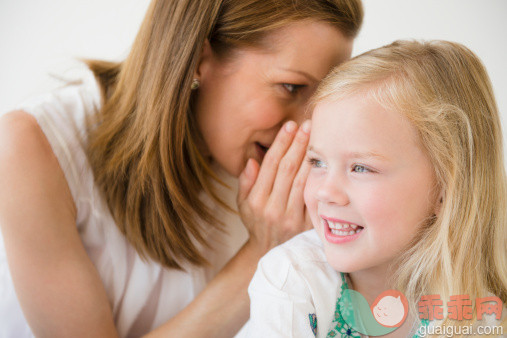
{"left": 248, "top": 121, "right": 297, "bottom": 200}
{"left": 285, "top": 155, "right": 311, "bottom": 224}
{"left": 237, "top": 119, "right": 313, "bottom": 250}
{"left": 268, "top": 120, "right": 311, "bottom": 207}
{"left": 237, "top": 158, "right": 260, "bottom": 205}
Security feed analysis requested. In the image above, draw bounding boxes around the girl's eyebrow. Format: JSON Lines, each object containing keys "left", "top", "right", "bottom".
{"left": 307, "top": 146, "right": 388, "bottom": 161}
{"left": 348, "top": 151, "right": 389, "bottom": 161}
{"left": 306, "top": 146, "right": 321, "bottom": 154}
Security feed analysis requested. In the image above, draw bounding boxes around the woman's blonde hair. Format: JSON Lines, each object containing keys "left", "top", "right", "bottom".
{"left": 313, "top": 40, "right": 506, "bottom": 332}
{"left": 85, "top": 0, "right": 363, "bottom": 269}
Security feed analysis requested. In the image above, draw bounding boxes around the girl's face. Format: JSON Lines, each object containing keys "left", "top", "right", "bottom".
{"left": 195, "top": 21, "right": 352, "bottom": 177}
{"left": 304, "top": 94, "right": 439, "bottom": 275}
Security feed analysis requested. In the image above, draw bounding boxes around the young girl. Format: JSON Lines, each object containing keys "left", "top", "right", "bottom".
{"left": 243, "top": 40, "right": 507, "bottom": 337}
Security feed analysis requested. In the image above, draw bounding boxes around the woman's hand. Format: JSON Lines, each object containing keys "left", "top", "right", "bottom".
{"left": 237, "top": 120, "right": 312, "bottom": 254}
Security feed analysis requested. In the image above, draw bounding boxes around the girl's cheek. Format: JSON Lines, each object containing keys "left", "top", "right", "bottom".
{"left": 304, "top": 174, "right": 323, "bottom": 229}
{"left": 359, "top": 186, "right": 398, "bottom": 229}
{"left": 304, "top": 174, "right": 318, "bottom": 207}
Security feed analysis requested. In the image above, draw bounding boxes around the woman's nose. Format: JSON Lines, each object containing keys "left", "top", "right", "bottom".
{"left": 316, "top": 175, "right": 350, "bottom": 206}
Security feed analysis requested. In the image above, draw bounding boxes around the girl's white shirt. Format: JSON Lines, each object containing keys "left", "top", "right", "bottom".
{"left": 240, "top": 229, "right": 343, "bottom": 338}
{"left": 242, "top": 229, "right": 506, "bottom": 338}
{"left": 0, "top": 70, "right": 248, "bottom": 338}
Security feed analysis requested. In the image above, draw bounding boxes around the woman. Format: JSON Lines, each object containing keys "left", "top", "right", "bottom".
{"left": 0, "top": 0, "right": 363, "bottom": 336}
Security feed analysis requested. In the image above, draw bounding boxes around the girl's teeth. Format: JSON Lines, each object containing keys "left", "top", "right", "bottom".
{"left": 327, "top": 220, "right": 361, "bottom": 234}
{"left": 330, "top": 228, "right": 362, "bottom": 236}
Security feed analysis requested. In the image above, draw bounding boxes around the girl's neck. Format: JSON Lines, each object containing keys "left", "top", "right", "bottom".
{"left": 347, "top": 264, "right": 393, "bottom": 306}
{"left": 345, "top": 265, "right": 418, "bottom": 337}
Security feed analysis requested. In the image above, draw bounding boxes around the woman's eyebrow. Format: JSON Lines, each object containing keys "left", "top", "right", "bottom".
{"left": 279, "top": 67, "right": 318, "bottom": 82}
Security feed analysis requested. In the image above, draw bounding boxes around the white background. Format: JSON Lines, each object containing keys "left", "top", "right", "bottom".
{"left": 1, "top": 0, "right": 506, "bottom": 159}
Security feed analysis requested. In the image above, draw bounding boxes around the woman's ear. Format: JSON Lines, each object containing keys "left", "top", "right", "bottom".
{"left": 193, "top": 39, "right": 215, "bottom": 83}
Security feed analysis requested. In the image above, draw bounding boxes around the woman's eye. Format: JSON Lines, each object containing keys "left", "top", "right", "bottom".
{"left": 307, "top": 157, "right": 326, "bottom": 168}
{"left": 282, "top": 83, "right": 305, "bottom": 94}
{"left": 352, "top": 164, "right": 372, "bottom": 173}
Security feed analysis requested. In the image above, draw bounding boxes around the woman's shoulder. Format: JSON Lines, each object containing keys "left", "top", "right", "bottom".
{"left": 0, "top": 111, "right": 66, "bottom": 184}
{"left": 0, "top": 110, "right": 77, "bottom": 224}
{"left": 16, "top": 68, "right": 101, "bottom": 116}
{"left": 16, "top": 69, "right": 101, "bottom": 137}
{"left": 10, "top": 68, "right": 102, "bottom": 203}
{"left": 0, "top": 109, "right": 49, "bottom": 151}
{"left": 0, "top": 68, "right": 108, "bottom": 233}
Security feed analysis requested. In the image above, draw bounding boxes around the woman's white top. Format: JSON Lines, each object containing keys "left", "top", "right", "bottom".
{"left": 241, "top": 229, "right": 342, "bottom": 338}
{"left": 0, "top": 70, "right": 248, "bottom": 338}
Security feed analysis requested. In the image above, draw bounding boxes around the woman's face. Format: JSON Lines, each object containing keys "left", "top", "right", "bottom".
{"left": 195, "top": 20, "right": 353, "bottom": 177}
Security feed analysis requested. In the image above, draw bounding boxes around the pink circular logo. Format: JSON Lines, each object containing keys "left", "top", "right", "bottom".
{"left": 371, "top": 290, "right": 409, "bottom": 328}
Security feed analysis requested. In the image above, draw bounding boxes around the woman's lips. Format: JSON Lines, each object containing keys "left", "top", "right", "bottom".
{"left": 254, "top": 142, "right": 270, "bottom": 161}
{"left": 320, "top": 216, "right": 364, "bottom": 244}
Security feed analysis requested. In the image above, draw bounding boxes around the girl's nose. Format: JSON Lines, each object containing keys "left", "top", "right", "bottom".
{"left": 316, "top": 175, "right": 350, "bottom": 206}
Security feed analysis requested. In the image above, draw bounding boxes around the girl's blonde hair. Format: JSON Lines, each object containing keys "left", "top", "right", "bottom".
{"left": 313, "top": 40, "right": 506, "bottom": 332}
{"left": 85, "top": 0, "right": 363, "bottom": 269}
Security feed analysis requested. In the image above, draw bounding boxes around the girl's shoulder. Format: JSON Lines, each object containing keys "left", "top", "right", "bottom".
{"left": 263, "top": 229, "right": 326, "bottom": 264}
{"left": 245, "top": 230, "right": 343, "bottom": 338}
{"left": 251, "top": 229, "right": 341, "bottom": 296}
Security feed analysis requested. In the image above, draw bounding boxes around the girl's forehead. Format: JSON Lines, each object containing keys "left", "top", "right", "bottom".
{"left": 310, "top": 96, "right": 423, "bottom": 157}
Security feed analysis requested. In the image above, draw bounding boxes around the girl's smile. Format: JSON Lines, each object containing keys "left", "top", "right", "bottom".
{"left": 320, "top": 216, "right": 364, "bottom": 244}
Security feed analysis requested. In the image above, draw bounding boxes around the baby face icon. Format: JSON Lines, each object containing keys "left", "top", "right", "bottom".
{"left": 371, "top": 290, "right": 408, "bottom": 327}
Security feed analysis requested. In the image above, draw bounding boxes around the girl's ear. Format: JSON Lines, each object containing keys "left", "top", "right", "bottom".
{"left": 194, "top": 39, "right": 215, "bottom": 84}
{"left": 434, "top": 189, "right": 444, "bottom": 216}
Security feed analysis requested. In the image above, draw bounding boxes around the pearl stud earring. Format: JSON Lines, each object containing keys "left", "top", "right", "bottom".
{"left": 191, "top": 78, "right": 200, "bottom": 90}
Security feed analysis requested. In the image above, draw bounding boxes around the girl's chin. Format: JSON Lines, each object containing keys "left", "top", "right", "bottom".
{"left": 325, "top": 254, "right": 361, "bottom": 274}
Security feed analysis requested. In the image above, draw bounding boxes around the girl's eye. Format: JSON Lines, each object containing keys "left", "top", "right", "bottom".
{"left": 282, "top": 83, "right": 305, "bottom": 94}
{"left": 307, "top": 157, "right": 327, "bottom": 168}
{"left": 352, "top": 164, "right": 372, "bottom": 173}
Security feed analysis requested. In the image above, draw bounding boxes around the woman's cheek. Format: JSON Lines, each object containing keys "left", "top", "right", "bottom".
{"left": 248, "top": 101, "right": 289, "bottom": 129}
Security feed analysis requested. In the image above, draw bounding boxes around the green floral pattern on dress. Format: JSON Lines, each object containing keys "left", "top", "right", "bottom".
{"left": 325, "top": 273, "right": 430, "bottom": 338}
{"left": 326, "top": 273, "right": 361, "bottom": 337}
{"left": 309, "top": 313, "right": 318, "bottom": 336}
